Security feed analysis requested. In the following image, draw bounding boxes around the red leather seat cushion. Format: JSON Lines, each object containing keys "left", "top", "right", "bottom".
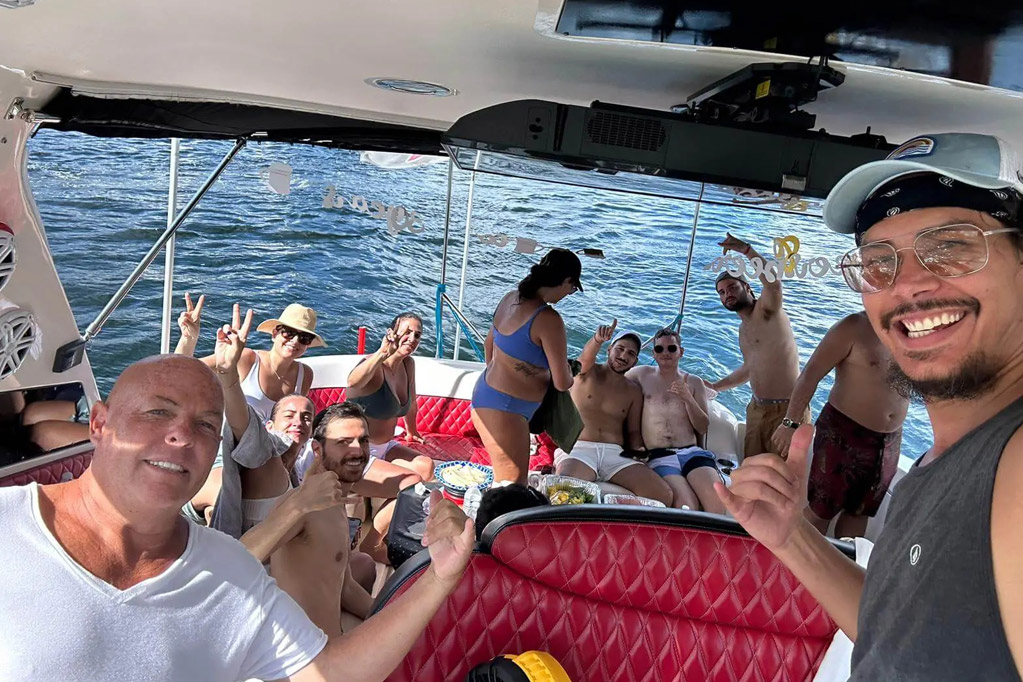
{"left": 308, "top": 388, "right": 482, "bottom": 462}
{"left": 381, "top": 518, "right": 837, "bottom": 682}
{"left": 0, "top": 451, "right": 93, "bottom": 487}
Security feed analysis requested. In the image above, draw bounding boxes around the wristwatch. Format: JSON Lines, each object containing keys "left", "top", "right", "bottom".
{"left": 780, "top": 417, "right": 802, "bottom": 429}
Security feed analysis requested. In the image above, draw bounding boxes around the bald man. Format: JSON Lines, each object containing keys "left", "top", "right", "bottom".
{"left": 0, "top": 347, "right": 474, "bottom": 681}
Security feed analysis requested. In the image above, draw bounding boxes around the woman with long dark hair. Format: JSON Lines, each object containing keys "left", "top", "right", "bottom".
{"left": 471, "top": 248, "right": 582, "bottom": 484}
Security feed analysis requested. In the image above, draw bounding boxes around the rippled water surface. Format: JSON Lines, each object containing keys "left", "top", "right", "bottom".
{"left": 27, "top": 131, "right": 932, "bottom": 457}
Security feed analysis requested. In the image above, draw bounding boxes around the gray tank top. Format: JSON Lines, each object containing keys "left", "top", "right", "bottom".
{"left": 851, "top": 398, "right": 1023, "bottom": 681}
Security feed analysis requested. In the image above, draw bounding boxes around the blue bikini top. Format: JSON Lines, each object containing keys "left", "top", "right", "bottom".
{"left": 492, "top": 304, "right": 550, "bottom": 369}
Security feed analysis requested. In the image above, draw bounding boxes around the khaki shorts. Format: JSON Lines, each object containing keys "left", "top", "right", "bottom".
{"left": 554, "top": 440, "right": 639, "bottom": 481}
{"left": 744, "top": 398, "right": 811, "bottom": 459}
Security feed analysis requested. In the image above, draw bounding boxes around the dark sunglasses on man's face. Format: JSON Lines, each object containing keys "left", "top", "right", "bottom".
{"left": 653, "top": 344, "right": 679, "bottom": 354}
{"left": 276, "top": 325, "right": 315, "bottom": 345}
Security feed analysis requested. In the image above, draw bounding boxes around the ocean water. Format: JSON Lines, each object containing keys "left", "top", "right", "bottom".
{"left": 26, "top": 130, "right": 932, "bottom": 457}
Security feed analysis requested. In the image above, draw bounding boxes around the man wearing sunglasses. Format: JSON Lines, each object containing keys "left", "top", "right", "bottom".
{"left": 628, "top": 329, "right": 723, "bottom": 513}
{"left": 708, "top": 234, "right": 805, "bottom": 460}
{"left": 717, "top": 133, "right": 1023, "bottom": 681}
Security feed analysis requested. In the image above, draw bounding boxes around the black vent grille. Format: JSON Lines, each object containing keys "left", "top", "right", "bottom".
{"left": 585, "top": 112, "right": 666, "bottom": 151}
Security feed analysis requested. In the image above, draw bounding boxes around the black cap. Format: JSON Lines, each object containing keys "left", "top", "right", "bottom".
{"left": 540, "top": 248, "right": 583, "bottom": 292}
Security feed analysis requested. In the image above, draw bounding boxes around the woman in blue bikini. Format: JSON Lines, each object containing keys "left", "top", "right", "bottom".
{"left": 472, "top": 248, "right": 582, "bottom": 484}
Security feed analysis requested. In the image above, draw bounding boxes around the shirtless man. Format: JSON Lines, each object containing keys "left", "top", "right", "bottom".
{"left": 554, "top": 322, "right": 672, "bottom": 506}
{"left": 771, "top": 311, "right": 909, "bottom": 538}
{"left": 709, "top": 233, "right": 807, "bottom": 459}
{"left": 627, "top": 329, "right": 723, "bottom": 513}
{"left": 243, "top": 402, "right": 378, "bottom": 637}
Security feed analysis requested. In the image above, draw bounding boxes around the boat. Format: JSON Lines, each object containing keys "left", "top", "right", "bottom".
{"left": 2, "top": 2, "right": 1021, "bottom": 680}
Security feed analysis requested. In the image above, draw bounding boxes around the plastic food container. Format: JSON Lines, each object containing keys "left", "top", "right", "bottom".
{"left": 602, "top": 494, "right": 667, "bottom": 508}
{"left": 538, "top": 475, "right": 601, "bottom": 505}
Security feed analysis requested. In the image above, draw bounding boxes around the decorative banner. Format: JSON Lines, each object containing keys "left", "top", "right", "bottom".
{"left": 473, "top": 233, "right": 544, "bottom": 254}
{"left": 259, "top": 162, "right": 292, "bottom": 195}
{"left": 772, "top": 235, "right": 801, "bottom": 276}
{"left": 704, "top": 235, "right": 841, "bottom": 281}
{"left": 360, "top": 151, "right": 447, "bottom": 170}
{"left": 322, "top": 186, "right": 424, "bottom": 236}
{"left": 727, "top": 187, "right": 823, "bottom": 213}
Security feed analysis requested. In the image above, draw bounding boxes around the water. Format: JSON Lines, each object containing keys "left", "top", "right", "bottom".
{"left": 25, "top": 130, "right": 932, "bottom": 458}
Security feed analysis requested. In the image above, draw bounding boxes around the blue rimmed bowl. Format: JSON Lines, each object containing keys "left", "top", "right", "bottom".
{"left": 434, "top": 461, "right": 494, "bottom": 498}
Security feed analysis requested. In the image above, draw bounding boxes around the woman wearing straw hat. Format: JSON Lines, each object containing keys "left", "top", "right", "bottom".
{"left": 176, "top": 296, "right": 324, "bottom": 420}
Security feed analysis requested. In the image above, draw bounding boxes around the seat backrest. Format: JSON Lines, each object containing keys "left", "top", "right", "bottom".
{"left": 0, "top": 450, "right": 93, "bottom": 487}
{"left": 376, "top": 507, "right": 847, "bottom": 682}
{"left": 308, "top": 387, "right": 477, "bottom": 438}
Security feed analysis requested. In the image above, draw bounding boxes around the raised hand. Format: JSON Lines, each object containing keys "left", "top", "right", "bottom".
{"left": 715, "top": 424, "right": 813, "bottom": 552}
{"left": 214, "top": 303, "right": 253, "bottom": 375}
{"left": 177, "top": 293, "right": 205, "bottom": 341}
{"left": 593, "top": 318, "right": 618, "bottom": 344}
{"left": 670, "top": 379, "right": 693, "bottom": 400}
{"left": 295, "top": 453, "right": 358, "bottom": 514}
{"left": 719, "top": 232, "right": 751, "bottom": 256}
{"left": 378, "top": 328, "right": 400, "bottom": 358}
{"left": 421, "top": 490, "right": 474, "bottom": 587}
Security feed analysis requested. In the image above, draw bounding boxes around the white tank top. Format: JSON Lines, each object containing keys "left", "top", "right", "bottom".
{"left": 240, "top": 353, "right": 306, "bottom": 421}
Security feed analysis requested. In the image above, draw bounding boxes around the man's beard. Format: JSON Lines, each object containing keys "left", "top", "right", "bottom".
{"left": 325, "top": 457, "right": 366, "bottom": 484}
{"left": 724, "top": 295, "right": 753, "bottom": 312}
{"left": 887, "top": 352, "right": 1001, "bottom": 403}
{"left": 609, "top": 360, "right": 633, "bottom": 375}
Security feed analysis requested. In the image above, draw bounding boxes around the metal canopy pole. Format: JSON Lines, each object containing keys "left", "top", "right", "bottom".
{"left": 452, "top": 151, "right": 480, "bottom": 360}
{"left": 674, "top": 183, "right": 705, "bottom": 335}
{"left": 82, "top": 138, "right": 246, "bottom": 343}
{"left": 159, "top": 138, "right": 181, "bottom": 354}
{"left": 436, "top": 157, "right": 455, "bottom": 358}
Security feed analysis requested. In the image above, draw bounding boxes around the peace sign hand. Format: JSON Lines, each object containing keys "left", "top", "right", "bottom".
{"left": 214, "top": 303, "right": 253, "bottom": 375}
{"left": 594, "top": 318, "right": 618, "bottom": 344}
{"left": 177, "top": 293, "right": 205, "bottom": 341}
{"left": 378, "top": 328, "right": 400, "bottom": 358}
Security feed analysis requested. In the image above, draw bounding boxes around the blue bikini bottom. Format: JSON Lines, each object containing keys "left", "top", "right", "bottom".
{"left": 471, "top": 370, "right": 542, "bottom": 420}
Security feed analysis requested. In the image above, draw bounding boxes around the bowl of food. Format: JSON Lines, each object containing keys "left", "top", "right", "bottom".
{"left": 434, "top": 461, "right": 494, "bottom": 499}
{"left": 602, "top": 494, "right": 667, "bottom": 508}
{"left": 538, "top": 475, "right": 600, "bottom": 506}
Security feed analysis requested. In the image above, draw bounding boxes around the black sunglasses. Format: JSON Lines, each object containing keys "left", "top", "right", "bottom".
{"left": 653, "top": 344, "right": 679, "bottom": 353}
{"left": 275, "top": 325, "right": 315, "bottom": 345}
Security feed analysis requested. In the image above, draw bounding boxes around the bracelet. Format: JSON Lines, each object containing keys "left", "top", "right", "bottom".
{"left": 215, "top": 367, "right": 233, "bottom": 375}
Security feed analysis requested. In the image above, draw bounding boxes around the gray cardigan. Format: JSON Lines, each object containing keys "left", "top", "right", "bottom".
{"left": 209, "top": 405, "right": 291, "bottom": 539}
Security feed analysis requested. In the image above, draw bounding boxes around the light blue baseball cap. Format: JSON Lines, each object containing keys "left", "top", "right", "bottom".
{"left": 823, "top": 133, "right": 1023, "bottom": 235}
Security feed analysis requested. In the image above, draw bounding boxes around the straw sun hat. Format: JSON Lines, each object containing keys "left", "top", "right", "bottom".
{"left": 256, "top": 303, "right": 327, "bottom": 348}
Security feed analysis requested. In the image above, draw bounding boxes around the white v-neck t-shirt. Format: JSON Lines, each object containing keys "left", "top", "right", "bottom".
{"left": 0, "top": 483, "right": 327, "bottom": 682}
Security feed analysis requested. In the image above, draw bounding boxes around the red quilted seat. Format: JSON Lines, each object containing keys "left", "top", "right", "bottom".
{"left": 0, "top": 451, "right": 94, "bottom": 487}
{"left": 308, "top": 388, "right": 483, "bottom": 463}
{"left": 375, "top": 507, "right": 850, "bottom": 682}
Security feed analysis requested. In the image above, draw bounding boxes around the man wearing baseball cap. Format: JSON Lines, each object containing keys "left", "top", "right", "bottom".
{"left": 708, "top": 234, "right": 806, "bottom": 460}
{"left": 718, "top": 133, "right": 1023, "bottom": 680}
{"left": 554, "top": 320, "right": 673, "bottom": 506}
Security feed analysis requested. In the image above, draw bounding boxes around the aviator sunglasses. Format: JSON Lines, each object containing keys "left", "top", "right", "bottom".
{"left": 839, "top": 223, "right": 1018, "bottom": 294}
{"left": 275, "top": 325, "right": 315, "bottom": 345}
{"left": 653, "top": 344, "right": 679, "bottom": 353}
